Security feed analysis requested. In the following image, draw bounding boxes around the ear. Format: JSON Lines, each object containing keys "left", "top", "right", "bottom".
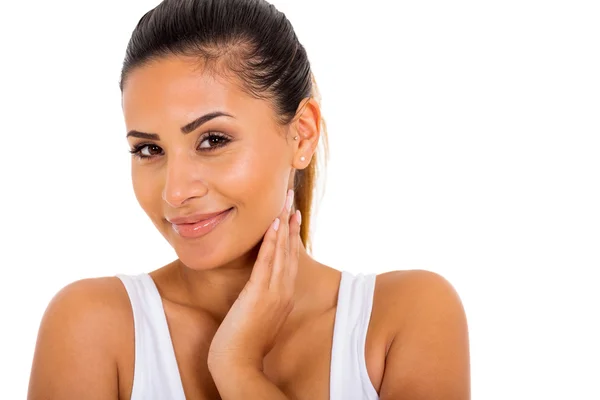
{"left": 291, "top": 97, "right": 321, "bottom": 170}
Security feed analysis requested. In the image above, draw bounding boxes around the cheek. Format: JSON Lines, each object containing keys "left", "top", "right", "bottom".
{"left": 131, "top": 165, "right": 162, "bottom": 217}
{"left": 217, "top": 147, "right": 289, "bottom": 216}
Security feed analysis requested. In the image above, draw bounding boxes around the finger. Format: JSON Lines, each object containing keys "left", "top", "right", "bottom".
{"left": 270, "top": 189, "right": 294, "bottom": 289}
{"left": 283, "top": 209, "right": 301, "bottom": 292}
{"left": 250, "top": 217, "right": 280, "bottom": 290}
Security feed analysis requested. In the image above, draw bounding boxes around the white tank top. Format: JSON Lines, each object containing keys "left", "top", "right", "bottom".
{"left": 116, "top": 270, "right": 379, "bottom": 400}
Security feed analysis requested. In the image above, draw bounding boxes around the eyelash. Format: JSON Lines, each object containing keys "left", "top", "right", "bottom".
{"left": 129, "top": 132, "right": 232, "bottom": 160}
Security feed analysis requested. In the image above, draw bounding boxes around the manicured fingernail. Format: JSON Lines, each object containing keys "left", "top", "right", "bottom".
{"left": 286, "top": 189, "right": 294, "bottom": 212}
{"left": 273, "top": 218, "right": 280, "bottom": 232}
{"left": 296, "top": 210, "right": 302, "bottom": 226}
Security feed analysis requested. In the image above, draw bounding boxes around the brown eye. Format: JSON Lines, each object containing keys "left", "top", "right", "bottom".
{"left": 129, "top": 144, "right": 163, "bottom": 159}
{"left": 140, "top": 144, "right": 162, "bottom": 156}
{"left": 198, "top": 132, "right": 231, "bottom": 151}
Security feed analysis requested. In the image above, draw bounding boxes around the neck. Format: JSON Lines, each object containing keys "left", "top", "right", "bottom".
{"left": 171, "top": 240, "right": 326, "bottom": 323}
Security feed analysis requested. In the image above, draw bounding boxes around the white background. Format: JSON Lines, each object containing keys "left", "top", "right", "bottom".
{"left": 1, "top": 0, "right": 599, "bottom": 398}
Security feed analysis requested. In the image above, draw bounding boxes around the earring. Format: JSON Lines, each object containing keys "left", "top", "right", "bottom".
{"left": 293, "top": 136, "right": 299, "bottom": 140}
{"left": 300, "top": 156, "right": 306, "bottom": 162}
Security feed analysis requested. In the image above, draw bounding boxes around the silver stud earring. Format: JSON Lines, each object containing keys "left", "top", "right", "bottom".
{"left": 293, "top": 136, "right": 299, "bottom": 140}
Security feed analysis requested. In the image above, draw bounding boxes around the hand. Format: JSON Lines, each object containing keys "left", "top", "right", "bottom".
{"left": 207, "top": 189, "right": 301, "bottom": 372}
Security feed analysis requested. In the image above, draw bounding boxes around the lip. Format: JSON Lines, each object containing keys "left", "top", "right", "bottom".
{"left": 168, "top": 208, "right": 233, "bottom": 239}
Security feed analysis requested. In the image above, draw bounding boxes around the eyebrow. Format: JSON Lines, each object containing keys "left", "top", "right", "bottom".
{"left": 126, "top": 111, "right": 234, "bottom": 140}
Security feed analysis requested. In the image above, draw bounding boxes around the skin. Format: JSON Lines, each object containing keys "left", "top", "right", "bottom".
{"left": 27, "top": 55, "right": 471, "bottom": 399}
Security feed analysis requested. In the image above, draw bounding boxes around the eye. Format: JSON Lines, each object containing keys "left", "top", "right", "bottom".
{"left": 198, "top": 132, "right": 231, "bottom": 151}
{"left": 129, "top": 143, "right": 163, "bottom": 159}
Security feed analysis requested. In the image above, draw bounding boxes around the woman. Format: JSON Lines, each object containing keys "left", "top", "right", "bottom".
{"left": 28, "top": 0, "right": 470, "bottom": 399}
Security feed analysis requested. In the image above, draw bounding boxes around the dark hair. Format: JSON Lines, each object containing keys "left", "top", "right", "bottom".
{"left": 120, "top": 0, "right": 328, "bottom": 252}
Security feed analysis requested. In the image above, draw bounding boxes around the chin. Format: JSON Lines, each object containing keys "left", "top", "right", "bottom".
{"left": 169, "top": 235, "right": 228, "bottom": 271}
{"left": 169, "top": 231, "right": 263, "bottom": 272}
{"left": 157, "top": 206, "right": 266, "bottom": 271}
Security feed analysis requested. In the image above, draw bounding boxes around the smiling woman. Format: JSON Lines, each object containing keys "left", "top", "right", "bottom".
{"left": 27, "top": 0, "right": 470, "bottom": 399}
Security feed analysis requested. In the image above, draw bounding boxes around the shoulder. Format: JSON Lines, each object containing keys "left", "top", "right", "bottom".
{"left": 373, "top": 269, "right": 470, "bottom": 399}
{"left": 375, "top": 269, "right": 464, "bottom": 310}
{"left": 374, "top": 269, "right": 468, "bottom": 344}
{"left": 28, "top": 276, "right": 133, "bottom": 399}
{"left": 40, "top": 276, "right": 132, "bottom": 336}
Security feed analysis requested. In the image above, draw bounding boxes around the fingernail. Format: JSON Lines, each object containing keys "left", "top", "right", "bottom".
{"left": 286, "top": 189, "right": 294, "bottom": 212}
{"left": 273, "top": 218, "right": 280, "bottom": 232}
{"left": 296, "top": 210, "right": 302, "bottom": 226}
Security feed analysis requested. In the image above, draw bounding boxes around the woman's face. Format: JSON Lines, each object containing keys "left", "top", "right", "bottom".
{"left": 122, "top": 56, "right": 298, "bottom": 270}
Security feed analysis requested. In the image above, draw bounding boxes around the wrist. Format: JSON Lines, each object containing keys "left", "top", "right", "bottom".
{"left": 207, "top": 355, "right": 264, "bottom": 375}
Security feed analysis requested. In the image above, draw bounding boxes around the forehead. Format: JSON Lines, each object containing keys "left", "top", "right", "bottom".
{"left": 121, "top": 56, "right": 275, "bottom": 131}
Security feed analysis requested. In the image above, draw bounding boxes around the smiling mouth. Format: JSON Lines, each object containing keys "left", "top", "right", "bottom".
{"left": 169, "top": 208, "right": 233, "bottom": 239}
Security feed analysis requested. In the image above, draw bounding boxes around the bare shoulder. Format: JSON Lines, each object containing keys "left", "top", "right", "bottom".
{"left": 35, "top": 276, "right": 132, "bottom": 338}
{"left": 375, "top": 269, "right": 465, "bottom": 311}
{"left": 28, "top": 276, "right": 132, "bottom": 400}
{"left": 373, "top": 269, "right": 471, "bottom": 399}
{"left": 374, "top": 269, "right": 466, "bottom": 328}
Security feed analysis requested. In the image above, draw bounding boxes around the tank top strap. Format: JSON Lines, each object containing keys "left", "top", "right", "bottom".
{"left": 116, "top": 273, "right": 186, "bottom": 400}
{"left": 329, "top": 270, "right": 380, "bottom": 400}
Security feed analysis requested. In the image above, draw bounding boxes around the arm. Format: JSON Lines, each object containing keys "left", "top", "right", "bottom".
{"left": 204, "top": 190, "right": 301, "bottom": 400}
{"left": 379, "top": 270, "right": 471, "bottom": 400}
{"left": 209, "top": 363, "right": 290, "bottom": 400}
{"left": 28, "top": 278, "right": 123, "bottom": 400}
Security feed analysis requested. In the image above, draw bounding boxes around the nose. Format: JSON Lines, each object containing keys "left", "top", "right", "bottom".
{"left": 162, "top": 152, "right": 208, "bottom": 208}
